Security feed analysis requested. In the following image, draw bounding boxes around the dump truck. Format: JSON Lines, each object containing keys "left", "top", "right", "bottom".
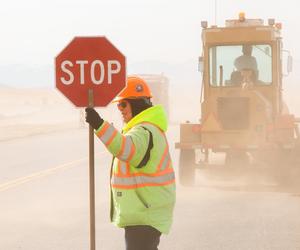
{"left": 175, "top": 13, "right": 300, "bottom": 185}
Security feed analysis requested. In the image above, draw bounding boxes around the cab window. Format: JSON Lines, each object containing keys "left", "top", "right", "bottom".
{"left": 209, "top": 44, "right": 272, "bottom": 87}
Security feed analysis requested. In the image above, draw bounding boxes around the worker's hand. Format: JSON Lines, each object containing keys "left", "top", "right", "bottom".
{"left": 85, "top": 108, "right": 104, "bottom": 130}
{"left": 242, "top": 81, "right": 254, "bottom": 90}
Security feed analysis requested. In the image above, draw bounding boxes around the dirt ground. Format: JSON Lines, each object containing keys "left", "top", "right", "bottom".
{"left": 0, "top": 87, "right": 124, "bottom": 141}
{"left": 0, "top": 85, "right": 194, "bottom": 141}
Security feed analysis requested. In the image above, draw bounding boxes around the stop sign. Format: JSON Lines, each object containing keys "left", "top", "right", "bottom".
{"left": 55, "top": 37, "right": 126, "bottom": 107}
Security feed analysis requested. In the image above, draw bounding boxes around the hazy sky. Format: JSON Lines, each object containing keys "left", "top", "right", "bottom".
{"left": 1, "top": 0, "right": 299, "bottom": 67}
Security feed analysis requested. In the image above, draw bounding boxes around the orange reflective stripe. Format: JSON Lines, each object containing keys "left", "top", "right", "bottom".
{"left": 95, "top": 122, "right": 110, "bottom": 137}
{"left": 105, "top": 129, "right": 118, "bottom": 146}
{"left": 120, "top": 161, "right": 128, "bottom": 175}
{"left": 131, "top": 167, "right": 174, "bottom": 177}
{"left": 117, "top": 137, "right": 135, "bottom": 161}
{"left": 127, "top": 142, "right": 136, "bottom": 162}
{"left": 99, "top": 125, "right": 116, "bottom": 145}
{"left": 112, "top": 179, "right": 175, "bottom": 189}
{"left": 111, "top": 171, "right": 175, "bottom": 189}
{"left": 157, "top": 146, "right": 168, "bottom": 171}
{"left": 139, "top": 122, "right": 170, "bottom": 171}
{"left": 160, "top": 153, "right": 171, "bottom": 171}
{"left": 116, "top": 137, "right": 126, "bottom": 157}
{"left": 115, "top": 160, "right": 131, "bottom": 177}
{"left": 165, "top": 159, "right": 171, "bottom": 170}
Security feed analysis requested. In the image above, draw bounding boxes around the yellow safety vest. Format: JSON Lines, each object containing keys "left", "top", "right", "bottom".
{"left": 95, "top": 105, "right": 176, "bottom": 234}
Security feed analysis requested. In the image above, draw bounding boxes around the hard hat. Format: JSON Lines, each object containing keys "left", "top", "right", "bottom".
{"left": 113, "top": 76, "right": 152, "bottom": 102}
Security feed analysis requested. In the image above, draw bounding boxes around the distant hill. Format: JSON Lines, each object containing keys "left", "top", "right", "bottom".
{"left": 0, "top": 64, "right": 53, "bottom": 88}
{"left": 0, "top": 83, "right": 13, "bottom": 89}
{"left": 0, "top": 60, "right": 202, "bottom": 89}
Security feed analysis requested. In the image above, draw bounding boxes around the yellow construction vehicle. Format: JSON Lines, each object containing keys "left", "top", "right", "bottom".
{"left": 175, "top": 13, "right": 300, "bottom": 185}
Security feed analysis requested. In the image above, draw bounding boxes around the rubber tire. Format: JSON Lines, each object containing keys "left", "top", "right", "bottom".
{"left": 225, "top": 150, "right": 250, "bottom": 167}
{"left": 179, "top": 149, "right": 196, "bottom": 186}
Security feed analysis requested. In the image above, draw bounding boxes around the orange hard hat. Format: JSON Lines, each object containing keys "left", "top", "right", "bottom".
{"left": 113, "top": 76, "right": 152, "bottom": 102}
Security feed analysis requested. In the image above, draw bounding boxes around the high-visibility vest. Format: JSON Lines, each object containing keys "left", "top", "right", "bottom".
{"left": 95, "top": 105, "right": 176, "bottom": 234}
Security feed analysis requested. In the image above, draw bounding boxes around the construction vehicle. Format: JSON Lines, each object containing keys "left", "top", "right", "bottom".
{"left": 133, "top": 73, "right": 169, "bottom": 115}
{"left": 175, "top": 13, "right": 300, "bottom": 185}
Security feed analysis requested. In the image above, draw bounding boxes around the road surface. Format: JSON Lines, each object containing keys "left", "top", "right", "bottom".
{"left": 0, "top": 125, "right": 300, "bottom": 250}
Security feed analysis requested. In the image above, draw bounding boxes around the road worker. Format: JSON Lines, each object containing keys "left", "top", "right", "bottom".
{"left": 85, "top": 75, "right": 176, "bottom": 250}
{"left": 233, "top": 45, "right": 259, "bottom": 87}
{"left": 234, "top": 44, "right": 258, "bottom": 73}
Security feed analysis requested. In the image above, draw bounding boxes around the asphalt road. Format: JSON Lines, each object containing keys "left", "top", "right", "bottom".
{"left": 0, "top": 125, "right": 300, "bottom": 250}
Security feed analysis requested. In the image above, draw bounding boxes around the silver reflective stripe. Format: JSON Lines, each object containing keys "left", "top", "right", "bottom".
{"left": 112, "top": 172, "right": 175, "bottom": 187}
{"left": 119, "top": 137, "right": 134, "bottom": 161}
{"left": 160, "top": 153, "right": 170, "bottom": 171}
{"left": 100, "top": 125, "right": 115, "bottom": 144}
{"left": 120, "top": 162, "right": 127, "bottom": 175}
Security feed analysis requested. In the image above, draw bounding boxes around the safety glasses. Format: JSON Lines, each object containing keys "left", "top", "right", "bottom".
{"left": 117, "top": 101, "right": 127, "bottom": 109}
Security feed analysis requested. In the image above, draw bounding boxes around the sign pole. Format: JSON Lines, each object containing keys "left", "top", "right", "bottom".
{"left": 88, "top": 89, "right": 96, "bottom": 250}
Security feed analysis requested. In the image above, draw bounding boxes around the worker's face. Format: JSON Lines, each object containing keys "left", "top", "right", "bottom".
{"left": 117, "top": 99, "right": 132, "bottom": 123}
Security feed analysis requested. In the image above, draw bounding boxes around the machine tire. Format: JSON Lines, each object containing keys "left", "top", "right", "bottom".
{"left": 179, "top": 149, "right": 196, "bottom": 186}
{"left": 225, "top": 150, "right": 250, "bottom": 167}
{"left": 273, "top": 148, "right": 300, "bottom": 186}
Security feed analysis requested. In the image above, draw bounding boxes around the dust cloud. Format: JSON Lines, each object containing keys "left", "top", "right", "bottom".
{"left": 1, "top": 72, "right": 300, "bottom": 191}
{"left": 1, "top": 72, "right": 300, "bottom": 194}
{"left": 1, "top": 75, "right": 300, "bottom": 250}
{"left": 0, "top": 86, "right": 123, "bottom": 142}
{"left": 169, "top": 76, "right": 300, "bottom": 194}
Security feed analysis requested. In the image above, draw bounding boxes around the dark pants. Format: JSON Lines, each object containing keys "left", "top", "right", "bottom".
{"left": 124, "top": 225, "right": 162, "bottom": 250}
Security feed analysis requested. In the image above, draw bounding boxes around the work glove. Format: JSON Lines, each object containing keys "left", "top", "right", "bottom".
{"left": 85, "top": 108, "right": 104, "bottom": 130}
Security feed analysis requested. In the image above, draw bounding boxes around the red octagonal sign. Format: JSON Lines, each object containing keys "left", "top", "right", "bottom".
{"left": 55, "top": 37, "right": 126, "bottom": 107}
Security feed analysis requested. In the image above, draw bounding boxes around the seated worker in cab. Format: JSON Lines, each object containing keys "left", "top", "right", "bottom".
{"left": 230, "top": 45, "right": 258, "bottom": 87}
{"left": 234, "top": 44, "right": 258, "bottom": 73}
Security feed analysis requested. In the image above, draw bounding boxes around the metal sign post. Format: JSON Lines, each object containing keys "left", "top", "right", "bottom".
{"left": 88, "top": 89, "right": 96, "bottom": 250}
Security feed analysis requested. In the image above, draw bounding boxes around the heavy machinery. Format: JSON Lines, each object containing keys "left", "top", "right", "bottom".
{"left": 175, "top": 13, "right": 300, "bottom": 185}
{"left": 133, "top": 73, "right": 169, "bottom": 115}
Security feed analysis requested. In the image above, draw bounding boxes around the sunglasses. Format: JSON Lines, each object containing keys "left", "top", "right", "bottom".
{"left": 117, "top": 101, "right": 127, "bottom": 109}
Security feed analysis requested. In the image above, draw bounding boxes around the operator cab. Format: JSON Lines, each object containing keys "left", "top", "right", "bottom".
{"left": 209, "top": 44, "right": 272, "bottom": 88}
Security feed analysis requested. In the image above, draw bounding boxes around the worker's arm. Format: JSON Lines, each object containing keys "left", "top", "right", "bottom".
{"left": 85, "top": 107, "right": 149, "bottom": 166}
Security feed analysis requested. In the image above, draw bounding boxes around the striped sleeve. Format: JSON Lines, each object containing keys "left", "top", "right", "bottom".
{"left": 124, "top": 125, "right": 150, "bottom": 167}
{"left": 95, "top": 121, "right": 149, "bottom": 165}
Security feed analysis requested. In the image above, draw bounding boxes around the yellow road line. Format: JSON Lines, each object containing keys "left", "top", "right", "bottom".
{"left": 0, "top": 151, "right": 106, "bottom": 192}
